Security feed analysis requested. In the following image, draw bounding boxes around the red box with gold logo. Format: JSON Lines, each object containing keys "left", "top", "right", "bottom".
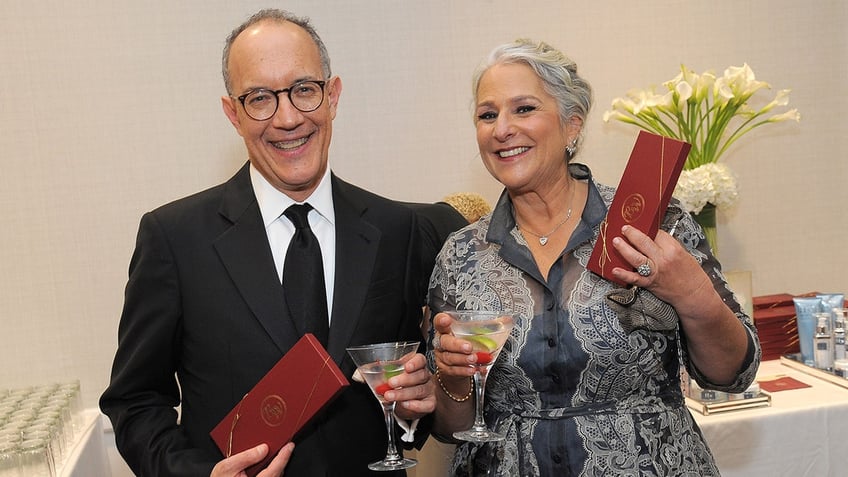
{"left": 209, "top": 334, "right": 349, "bottom": 476}
{"left": 588, "top": 131, "right": 690, "bottom": 285}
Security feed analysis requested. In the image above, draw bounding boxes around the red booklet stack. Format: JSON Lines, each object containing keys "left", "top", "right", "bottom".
{"left": 752, "top": 293, "right": 800, "bottom": 361}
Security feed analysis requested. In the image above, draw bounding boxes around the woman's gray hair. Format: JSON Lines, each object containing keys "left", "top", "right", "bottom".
{"left": 472, "top": 39, "right": 593, "bottom": 151}
{"left": 222, "top": 9, "right": 332, "bottom": 95}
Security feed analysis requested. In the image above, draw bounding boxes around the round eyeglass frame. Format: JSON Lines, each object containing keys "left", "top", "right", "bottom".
{"left": 236, "top": 80, "right": 326, "bottom": 120}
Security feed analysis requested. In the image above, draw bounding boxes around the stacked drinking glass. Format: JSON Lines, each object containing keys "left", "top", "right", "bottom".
{"left": 0, "top": 381, "right": 82, "bottom": 477}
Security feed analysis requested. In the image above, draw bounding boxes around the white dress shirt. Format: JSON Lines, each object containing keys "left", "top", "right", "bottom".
{"left": 249, "top": 164, "right": 336, "bottom": 326}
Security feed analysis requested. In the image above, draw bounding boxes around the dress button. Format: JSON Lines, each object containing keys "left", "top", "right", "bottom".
{"left": 547, "top": 338, "right": 556, "bottom": 348}
{"left": 552, "top": 454, "right": 562, "bottom": 464}
{"left": 551, "top": 375, "right": 560, "bottom": 384}
{"left": 546, "top": 300, "right": 555, "bottom": 311}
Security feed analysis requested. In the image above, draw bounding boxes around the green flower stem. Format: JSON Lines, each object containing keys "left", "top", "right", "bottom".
{"left": 693, "top": 203, "right": 718, "bottom": 255}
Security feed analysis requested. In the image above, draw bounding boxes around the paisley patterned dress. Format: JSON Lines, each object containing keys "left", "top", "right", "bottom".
{"left": 427, "top": 164, "right": 760, "bottom": 477}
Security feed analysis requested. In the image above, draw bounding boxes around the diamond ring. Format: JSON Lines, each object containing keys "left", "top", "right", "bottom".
{"left": 637, "top": 261, "right": 652, "bottom": 277}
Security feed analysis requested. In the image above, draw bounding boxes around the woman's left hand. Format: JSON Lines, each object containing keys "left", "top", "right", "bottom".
{"left": 611, "top": 224, "right": 711, "bottom": 310}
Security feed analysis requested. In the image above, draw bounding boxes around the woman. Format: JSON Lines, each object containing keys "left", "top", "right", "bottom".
{"left": 428, "top": 39, "right": 760, "bottom": 476}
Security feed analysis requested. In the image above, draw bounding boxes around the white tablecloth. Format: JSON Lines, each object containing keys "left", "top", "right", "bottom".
{"left": 57, "top": 409, "right": 111, "bottom": 477}
{"left": 60, "top": 363, "right": 848, "bottom": 477}
{"left": 694, "top": 359, "right": 848, "bottom": 477}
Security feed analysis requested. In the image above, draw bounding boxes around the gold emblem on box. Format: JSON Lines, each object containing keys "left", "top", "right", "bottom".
{"left": 260, "top": 395, "right": 287, "bottom": 427}
{"left": 621, "top": 193, "right": 646, "bottom": 224}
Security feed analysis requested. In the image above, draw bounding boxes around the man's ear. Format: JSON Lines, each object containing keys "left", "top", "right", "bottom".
{"left": 326, "top": 76, "right": 343, "bottom": 120}
{"left": 222, "top": 95, "right": 242, "bottom": 131}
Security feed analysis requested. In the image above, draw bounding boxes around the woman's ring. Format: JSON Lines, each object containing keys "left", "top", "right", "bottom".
{"left": 637, "top": 260, "right": 652, "bottom": 277}
{"left": 432, "top": 332, "right": 442, "bottom": 350}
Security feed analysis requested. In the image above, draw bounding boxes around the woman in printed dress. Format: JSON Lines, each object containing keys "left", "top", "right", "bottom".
{"left": 427, "top": 38, "right": 759, "bottom": 476}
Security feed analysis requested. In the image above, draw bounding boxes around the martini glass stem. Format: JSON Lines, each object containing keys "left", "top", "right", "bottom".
{"left": 471, "top": 370, "right": 488, "bottom": 432}
{"left": 381, "top": 402, "right": 403, "bottom": 464}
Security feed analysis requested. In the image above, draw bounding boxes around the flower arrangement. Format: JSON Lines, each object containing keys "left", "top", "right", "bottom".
{"left": 604, "top": 63, "right": 799, "bottom": 212}
{"left": 603, "top": 63, "right": 800, "bottom": 252}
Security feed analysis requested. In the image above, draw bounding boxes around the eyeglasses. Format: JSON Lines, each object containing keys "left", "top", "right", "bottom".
{"left": 236, "top": 80, "right": 326, "bottom": 121}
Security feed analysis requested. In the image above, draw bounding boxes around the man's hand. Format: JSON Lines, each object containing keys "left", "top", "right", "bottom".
{"left": 382, "top": 352, "right": 437, "bottom": 421}
{"left": 211, "top": 442, "right": 294, "bottom": 477}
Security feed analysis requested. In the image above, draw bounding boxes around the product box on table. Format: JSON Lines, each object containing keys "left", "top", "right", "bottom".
{"left": 753, "top": 293, "right": 795, "bottom": 310}
{"left": 753, "top": 305, "right": 797, "bottom": 336}
{"left": 210, "top": 334, "right": 349, "bottom": 477}
{"left": 757, "top": 329, "right": 798, "bottom": 347}
{"left": 588, "top": 131, "right": 690, "bottom": 286}
{"left": 753, "top": 304, "right": 796, "bottom": 322}
{"left": 757, "top": 331, "right": 798, "bottom": 348}
{"left": 760, "top": 341, "right": 800, "bottom": 362}
{"left": 752, "top": 294, "right": 804, "bottom": 361}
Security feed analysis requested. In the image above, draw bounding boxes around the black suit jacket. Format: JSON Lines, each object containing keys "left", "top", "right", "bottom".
{"left": 101, "top": 163, "right": 427, "bottom": 476}
{"left": 403, "top": 202, "right": 468, "bottom": 296}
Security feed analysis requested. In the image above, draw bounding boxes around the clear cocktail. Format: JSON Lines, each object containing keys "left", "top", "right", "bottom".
{"left": 347, "top": 341, "right": 419, "bottom": 471}
{"left": 448, "top": 310, "right": 514, "bottom": 442}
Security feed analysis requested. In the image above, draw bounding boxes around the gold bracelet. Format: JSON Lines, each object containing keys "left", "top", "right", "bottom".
{"left": 435, "top": 368, "right": 473, "bottom": 402}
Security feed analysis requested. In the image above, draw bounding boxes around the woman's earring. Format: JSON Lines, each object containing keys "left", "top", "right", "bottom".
{"left": 565, "top": 138, "right": 578, "bottom": 156}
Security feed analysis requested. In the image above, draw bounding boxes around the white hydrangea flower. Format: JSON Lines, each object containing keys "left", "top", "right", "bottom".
{"left": 673, "top": 163, "right": 739, "bottom": 214}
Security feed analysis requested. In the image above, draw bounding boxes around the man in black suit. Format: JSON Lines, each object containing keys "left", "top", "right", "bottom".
{"left": 100, "top": 9, "right": 436, "bottom": 476}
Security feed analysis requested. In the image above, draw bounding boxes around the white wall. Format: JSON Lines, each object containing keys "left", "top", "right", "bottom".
{"left": 1, "top": 0, "right": 845, "bottom": 416}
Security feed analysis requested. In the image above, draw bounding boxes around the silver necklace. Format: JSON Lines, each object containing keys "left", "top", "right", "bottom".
{"left": 516, "top": 183, "right": 576, "bottom": 246}
{"left": 519, "top": 208, "right": 572, "bottom": 246}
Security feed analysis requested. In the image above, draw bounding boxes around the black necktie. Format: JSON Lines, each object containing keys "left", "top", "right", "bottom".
{"left": 282, "top": 203, "right": 329, "bottom": 346}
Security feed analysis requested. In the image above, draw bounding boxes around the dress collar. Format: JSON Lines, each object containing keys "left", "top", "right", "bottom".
{"left": 487, "top": 162, "right": 602, "bottom": 246}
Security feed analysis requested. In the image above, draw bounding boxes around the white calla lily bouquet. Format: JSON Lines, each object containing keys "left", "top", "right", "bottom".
{"left": 604, "top": 63, "right": 800, "bottom": 215}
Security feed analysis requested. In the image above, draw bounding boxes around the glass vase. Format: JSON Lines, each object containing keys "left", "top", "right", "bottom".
{"left": 693, "top": 203, "right": 717, "bottom": 256}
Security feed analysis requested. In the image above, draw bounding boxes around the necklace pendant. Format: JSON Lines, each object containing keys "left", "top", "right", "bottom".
{"left": 539, "top": 236, "right": 548, "bottom": 246}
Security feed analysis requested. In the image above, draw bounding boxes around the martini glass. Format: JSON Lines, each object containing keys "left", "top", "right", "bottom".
{"left": 448, "top": 310, "right": 514, "bottom": 442}
{"left": 346, "top": 341, "right": 420, "bottom": 471}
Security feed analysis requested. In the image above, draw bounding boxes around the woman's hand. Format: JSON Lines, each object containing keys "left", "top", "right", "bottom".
{"left": 210, "top": 442, "right": 294, "bottom": 477}
{"left": 432, "top": 313, "right": 478, "bottom": 378}
{"left": 430, "top": 312, "right": 477, "bottom": 434}
{"left": 431, "top": 312, "right": 477, "bottom": 400}
{"left": 611, "top": 225, "right": 710, "bottom": 308}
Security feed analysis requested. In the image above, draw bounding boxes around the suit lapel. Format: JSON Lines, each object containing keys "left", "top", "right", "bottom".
{"left": 213, "top": 164, "right": 299, "bottom": 354}
{"left": 328, "top": 176, "right": 381, "bottom": 363}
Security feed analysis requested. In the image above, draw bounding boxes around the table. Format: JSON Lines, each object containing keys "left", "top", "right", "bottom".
{"left": 59, "top": 363, "right": 848, "bottom": 477}
{"left": 56, "top": 409, "right": 111, "bottom": 477}
{"left": 413, "top": 359, "right": 848, "bottom": 477}
{"left": 693, "top": 359, "right": 848, "bottom": 477}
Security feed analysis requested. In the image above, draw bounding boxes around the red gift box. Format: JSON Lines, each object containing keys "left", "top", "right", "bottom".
{"left": 752, "top": 293, "right": 795, "bottom": 310}
{"left": 210, "top": 334, "right": 349, "bottom": 476}
{"left": 753, "top": 305, "right": 796, "bottom": 323}
{"left": 588, "top": 131, "right": 691, "bottom": 285}
{"left": 752, "top": 294, "right": 806, "bottom": 361}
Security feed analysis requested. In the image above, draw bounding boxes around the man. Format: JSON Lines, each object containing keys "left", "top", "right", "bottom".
{"left": 101, "top": 9, "right": 435, "bottom": 476}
